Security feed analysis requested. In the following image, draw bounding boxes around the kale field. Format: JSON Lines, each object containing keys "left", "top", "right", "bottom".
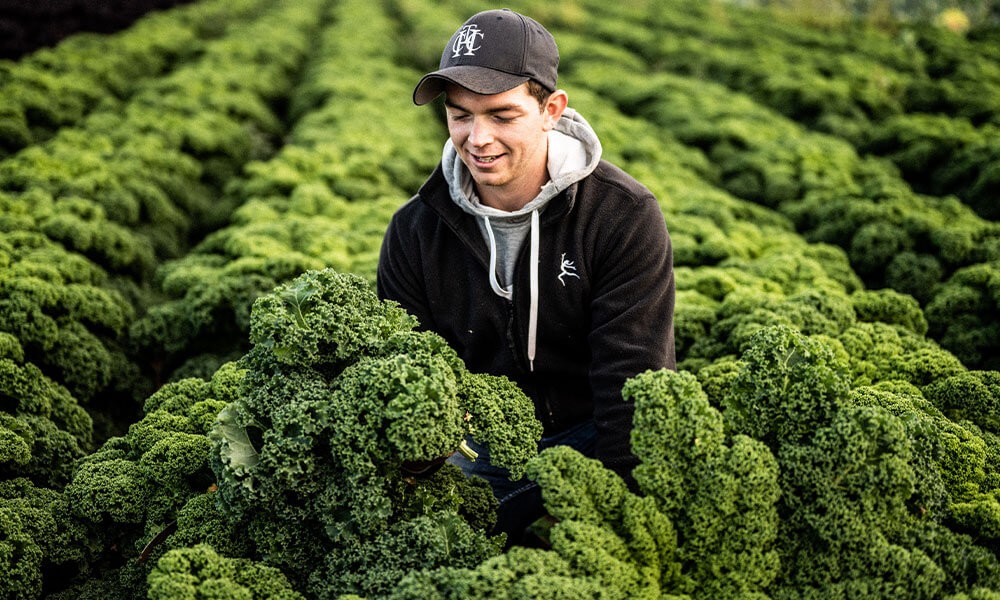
{"left": 2, "top": 0, "right": 1000, "bottom": 597}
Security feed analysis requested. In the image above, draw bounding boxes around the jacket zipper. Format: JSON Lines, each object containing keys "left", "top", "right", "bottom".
{"left": 505, "top": 294, "right": 556, "bottom": 428}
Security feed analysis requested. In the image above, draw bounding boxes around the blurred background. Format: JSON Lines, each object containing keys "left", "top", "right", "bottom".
{"left": 1, "top": 0, "right": 196, "bottom": 59}
{"left": 2, "top": 0, "right": 998, "bottom": 60}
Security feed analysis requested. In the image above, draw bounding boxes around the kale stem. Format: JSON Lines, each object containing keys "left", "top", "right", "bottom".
{"left": 458, "top": 439, "right": 479, "bottom": 461}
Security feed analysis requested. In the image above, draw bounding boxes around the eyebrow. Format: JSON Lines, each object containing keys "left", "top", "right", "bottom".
{"left": 444, "top": 99, "right": 523, "bottom": 115}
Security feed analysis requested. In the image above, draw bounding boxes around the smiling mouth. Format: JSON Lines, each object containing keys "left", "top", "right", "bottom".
{"left": 472, "top": 153, "right": 501, "bottom": 164}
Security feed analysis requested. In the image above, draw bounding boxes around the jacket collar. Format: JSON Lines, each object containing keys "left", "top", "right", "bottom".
{"left": 418, "top": 163, "right": 578, "bottom": 234}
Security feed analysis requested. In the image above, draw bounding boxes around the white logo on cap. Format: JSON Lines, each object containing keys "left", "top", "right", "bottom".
{"left": 452, "top": 24, "right": 484, "bottom": 57}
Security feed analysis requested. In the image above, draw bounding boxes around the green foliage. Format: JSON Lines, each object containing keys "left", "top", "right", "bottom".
{"left": 0, "top": 189, "right": 157, "bottom": 278}
{"left": 210, "top": 268, "right": 540, "bottom": 597}
{"left": 384, "top": 369, "right": 780, "bottom": 599}
{"left": 836, "top": 321, "right": 967, "bottom": 387}
{"left": 0, "top": 128, "right": 206, "bottom": 264}
{"left": 898, "top": 519, "right": 1000, "bottom": 597}
{"left": 0, "top": 356, "right": 92, "bottom": 487}
{"left": 0, "top": 0, "right": 323, "bottom": 296}
{"left": 148, "top": 544, "right": 304, "bottom": 600}
{"left": 54, "top": 365, "right": 237, "bottom": 597}
{"left": 551, "top": 0, "right": 1000, "bottom": 222}
{"left": 852, "top": 288, "right": 929, "bottom": 335}
{"left": 924, "top": 371, "right": 1000, "bottom": 434}
{"left": 458, "top": 372, "right": 547, "bottom": 480}
{"left": 388, "top": 446, "right": 682, "bottom": 599}
{"left": 862, "top": 115, "right": 1000, "bottom": 220}
{"left": 0, "top": 231, "right": 135, "bottom": 402}
{"left": 715, "top": 325, "right": 1000, "bottom": 596}
{"left": 128, "top": 0, "right": 443, "bottom": 383}
{"left": 527, "top": 448, "right": 681, "bottom": 598}
{"left": 0, "top": 0, "right": 329, "bottom": 474}
{"left": 390, "top": 545, "right": 609, "bottom": 599}
{"left": 774, "top": 407, "right": 944, "bottom": 598}
{"left": 0, "top": 0, "right": 278, "bottom": 157}
{"left": 627, "top": 369, "right": 781, "bottom": 597}
{"left": 851, "top": 383, "right": 981, "bottom": 519}
{"left": 925, "top": 262, "right": 1000, "bottom": 370}
{"left": 0, "top": 505, "right": 42, "bottom": 600}
{"left": 0, "top": 478, "right": 92, "bottom": 600}
{"left": 311, "top": 511, "right": 501, "bottom": 597}
{"left": 724, "top": 325, "right": 852, "bottom": 444}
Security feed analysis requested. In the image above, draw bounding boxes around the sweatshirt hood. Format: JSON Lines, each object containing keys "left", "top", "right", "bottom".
{"left": 440, "top": 106, "right": 602, "bottom": 372}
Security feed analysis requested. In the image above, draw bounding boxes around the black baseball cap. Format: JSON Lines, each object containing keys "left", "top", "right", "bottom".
{"left": 412, "top": 9, "right": 559, "bottom": 105}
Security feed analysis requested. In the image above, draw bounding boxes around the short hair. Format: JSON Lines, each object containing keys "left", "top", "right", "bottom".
{"left": 527, "top": 79, "right": 552, "bottom": 110}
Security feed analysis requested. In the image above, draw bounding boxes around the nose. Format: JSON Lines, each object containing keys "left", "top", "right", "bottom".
{"left": 467, "top": 117, "right": 494, "bottom": 148}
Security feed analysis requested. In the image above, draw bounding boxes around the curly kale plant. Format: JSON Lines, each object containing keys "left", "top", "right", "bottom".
{"left": 0, "top": 478, "right": 91, "bottom": 600}
{"left": 918, "top": 371, "right": 1000, "bottom": 542}
{"left": 48, "top": 365, "right": 240, "bottom": 599}
{"left": 723, "top": 324, "right": 851, "bottom": 446}
{"left": 147, "top": 544, "right": 303, "bottom": 600}
{"left": 209, "top": 268, "right": 541, "bottom": 597}
{"left": 0, "top": 350, "right": 92, "bottom": 487}
{"left": 723, "top": 325, "right": 1000, "bottom": 598}
{"left": 390, "top": 446, "right": 680, "bottom": 600}
{"left": 627, "top": 369, "right": 781, "bottom": 597}
{"left": 925, "top": 260, "right": 1000, "bottom": 371}
{"left": 389, "top": 368, "right": 780, "bottom": 600}
{"left": 0, "top": 231, "right": 136, "bottom": 403}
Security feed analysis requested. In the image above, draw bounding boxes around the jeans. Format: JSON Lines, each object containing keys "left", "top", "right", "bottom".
{"left": 447, "top": 420, "right": 597, "bottom": 546}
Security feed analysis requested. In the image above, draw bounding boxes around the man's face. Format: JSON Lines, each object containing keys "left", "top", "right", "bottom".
{"left": 444, "top": 82, "right": 561, "bottom": 207}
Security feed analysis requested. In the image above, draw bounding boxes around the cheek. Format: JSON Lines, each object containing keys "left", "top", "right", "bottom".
{"left": 447, "top": 122, "right": 469, "bottom": 145}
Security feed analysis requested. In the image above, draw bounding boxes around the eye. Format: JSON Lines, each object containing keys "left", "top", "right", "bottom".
{"left": 448, "top": 112, "right": 471, "bottom": 122}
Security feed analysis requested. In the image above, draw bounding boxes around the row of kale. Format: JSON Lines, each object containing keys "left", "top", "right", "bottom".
{"left": 0, "top": 0, "right": 327, "bottom": 508}
{"left": 0, "top": 0, "right": 196, "bottom": 60}
{"left": 489, "top": 0, "right": 1000, "bottom": 371}
{"left": 0, "top": 0, "right": 446, "bottom": 596}
{"left": 586, "top": 0, "right": 1000, "bottom": 128}
{"left": 0, "top": 0, "right": 277, "bottom": 159}
{"left": 548, "top": 0, "right": 1000, "bottom": 222}
{"left": 124, "top": 0, "right": 446, "bottom": 385}
{"left": 593, "top": 69, "right": 999, "bottom": 371}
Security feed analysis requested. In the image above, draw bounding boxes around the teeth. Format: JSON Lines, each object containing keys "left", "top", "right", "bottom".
{"left": 477, "top": 155, "right": 497, "bottom": 163}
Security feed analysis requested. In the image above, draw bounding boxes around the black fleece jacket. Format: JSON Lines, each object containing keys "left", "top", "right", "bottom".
{"left": 377, "top": 159, "right": 676, "bottom": 480}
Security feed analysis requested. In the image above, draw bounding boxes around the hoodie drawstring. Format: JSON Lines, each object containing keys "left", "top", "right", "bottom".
{"left": 484, "top": 216, "right": 513, "bottom": 300}
{"left": 483, "top": 212, "right": 540, "bottom": 372}
{"left": 527, "top": 209, "right": 539, "bottom": 372}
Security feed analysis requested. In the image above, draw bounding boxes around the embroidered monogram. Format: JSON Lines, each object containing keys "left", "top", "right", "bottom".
{"left": 451, "top": 24, "right": 484, "bottom": 57}
{"left": 558, "top": 253, "right": 580, "bottom": 286}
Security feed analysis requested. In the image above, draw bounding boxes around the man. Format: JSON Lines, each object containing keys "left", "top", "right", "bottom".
{"left": 377, "top": 8, "right": 675, "bottom": 543}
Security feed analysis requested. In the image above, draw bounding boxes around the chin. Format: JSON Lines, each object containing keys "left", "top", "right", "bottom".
{"left": 469, "top": 172, "right": 507, "bottom": 188}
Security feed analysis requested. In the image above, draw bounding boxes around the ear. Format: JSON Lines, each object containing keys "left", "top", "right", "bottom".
{"left": 542, "top": 90, "right": 569, "bottom": 131}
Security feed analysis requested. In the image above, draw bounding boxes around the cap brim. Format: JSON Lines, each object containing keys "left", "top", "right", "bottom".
{"left": 412, "top": 65, "right": 529, "bottom": 105}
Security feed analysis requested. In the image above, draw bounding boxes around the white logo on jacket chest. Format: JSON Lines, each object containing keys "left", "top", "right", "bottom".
{"left": 558, "top": 253, "right": 580, "bottom": 286}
